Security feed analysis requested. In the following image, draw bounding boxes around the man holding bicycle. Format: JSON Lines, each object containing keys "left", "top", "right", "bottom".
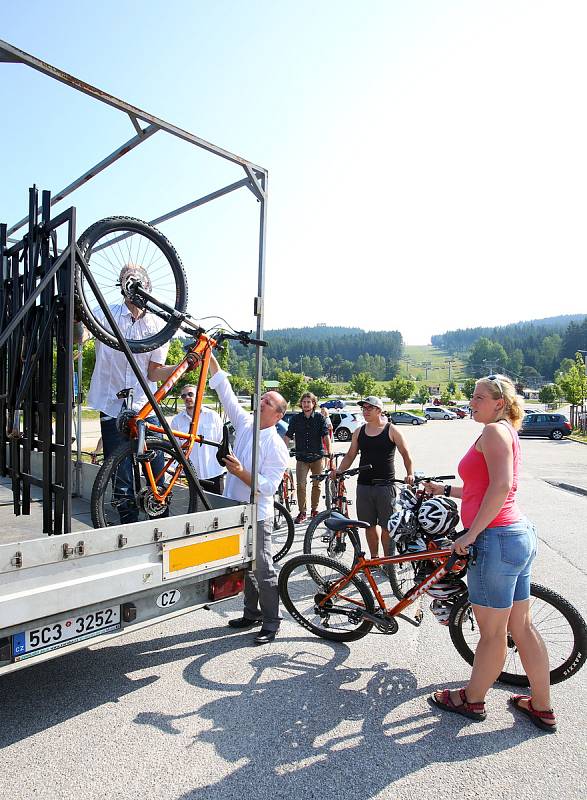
{"left": 208, "top": 354, "right": 289, "bottom": 645}
{"left": 332, "top": 396, "right": 414, "bottom": 558}
{"left": 76, "top": 265, "right": 180, "bottom": 524}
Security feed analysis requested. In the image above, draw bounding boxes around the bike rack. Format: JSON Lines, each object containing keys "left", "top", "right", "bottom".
{"left": 0, "top": 39, "right": 269, "bottom": 533}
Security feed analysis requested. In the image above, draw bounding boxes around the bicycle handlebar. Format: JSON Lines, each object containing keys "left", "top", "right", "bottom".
{"left": 311, "top": 464, "right": 372, "bottom": 482}
{"left": 215, "top": 331, "right": 268, "bottom": 348}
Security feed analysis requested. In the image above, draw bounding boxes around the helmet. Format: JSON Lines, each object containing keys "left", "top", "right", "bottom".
{"left": 398, "top": 486, "right": 418, "bottom": 510}
{"left": 387, "top": 510, "right": 405, "bottom": 538}
{"left": 430, "top": 599, "right": 453, "bottom": 626}
{"left": 417, "top": 497, "right": 459, "bottom": 535}
{"left": 425, "top": 577, "right": 465, "bottom": 599}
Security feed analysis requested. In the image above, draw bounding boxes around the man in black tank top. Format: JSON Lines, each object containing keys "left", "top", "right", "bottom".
{"left": 332, "top": 396, "right": 414, "bottom": 558}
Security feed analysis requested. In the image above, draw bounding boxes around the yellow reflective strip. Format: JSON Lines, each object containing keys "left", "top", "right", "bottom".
{"left": 168, "top": 534, "right": 241, "bottom": 572}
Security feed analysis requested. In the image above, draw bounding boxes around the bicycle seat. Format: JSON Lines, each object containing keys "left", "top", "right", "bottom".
{"left": 215, "top": 423, "right": 233, "bottom": 466}
{"left": 324, "top": 512, "right": 370, "bottom": 531}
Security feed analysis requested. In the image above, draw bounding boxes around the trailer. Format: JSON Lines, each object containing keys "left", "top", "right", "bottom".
{"left": 0, "top": 40, "right": 269, "bottom": 674}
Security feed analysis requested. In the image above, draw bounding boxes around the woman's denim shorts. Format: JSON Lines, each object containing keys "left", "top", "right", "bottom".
{"left": 466, "top": 518, "right": 537, "bottom": 609}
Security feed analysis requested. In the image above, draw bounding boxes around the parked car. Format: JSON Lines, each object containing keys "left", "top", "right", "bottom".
{"left": 388, "top": 411, "right": 427, "bottom": 426}
{"left": 519, "top": 413, "right": 572, "bottom": 440}
{"left": 524, "top": 408, "right": 538, "bottom": 414}
{"left": 432, "top": 397, "right": 456, "bottom": 406}
{"left": 451, "top": 407, "right": 467, "bottom": 418}
{"left": 424, "top": 407, "right": 458, "bottom": 420}
{"left": 320, "top": 399, "right": 346, "bottom": 409}
{"left": 330, "top": 411, "right": 364, "bottom": 441}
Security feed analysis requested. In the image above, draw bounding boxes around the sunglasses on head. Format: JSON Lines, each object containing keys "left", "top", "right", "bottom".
{"left": 485, "top": 375, "right": 504, "bottom": 397}
{"left": 181, "top": 391, "right": 195, "bottom": 399}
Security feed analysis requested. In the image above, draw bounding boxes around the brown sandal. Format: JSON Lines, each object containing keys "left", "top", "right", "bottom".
{"left": 429, "top": 688, "right": 487, "bottom": 721}
{"left": 509, "top": 695, "right": 557, "bottom": 733}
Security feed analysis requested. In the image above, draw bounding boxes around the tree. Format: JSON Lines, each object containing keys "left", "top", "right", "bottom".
{"left": 556, "top": 354, "right": 587, "bottom": 406}
{"left": 347, "top": 372, "right": 376, "bottom": 397}
{"left": 386, "top": 377, "right": 415, "bottom": 409}
{"left": 462, "top": 378, "right": 476, "bottom": 398}
{"left": 538, "top": 384, "right": 561, "bottom": 405}
{"left": 307, "top": 377, "right": 333, "bottom": 399}
{"left": 230, "top": 375, "right": 254, "bottom": 396}
{"left": 467, "top": 337, "right": 509, "bottom": 376}
{"left": 277, "top": 371, "right": 308, "bottom": 406}
{"left": 166, "top": 337, "right": 198, "bottom": 390}
{"left": 413, "top": 385, "right": 429, "bottom": 408}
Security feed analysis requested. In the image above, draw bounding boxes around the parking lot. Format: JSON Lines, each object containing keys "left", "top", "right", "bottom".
{"left": 1, "top": 418, "right": 585, "bottom": 800}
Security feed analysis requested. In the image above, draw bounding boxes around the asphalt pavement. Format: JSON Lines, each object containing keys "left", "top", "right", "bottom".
{"left": 1, "top": 417, "right": 585, "bottom": 800}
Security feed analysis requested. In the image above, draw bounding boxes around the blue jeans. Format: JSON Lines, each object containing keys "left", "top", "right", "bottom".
{"left": 100, "top": 414, "right": 166, "bottom": 525}
{"left": 466, "top": 518, "right": 537, "bottom": 609}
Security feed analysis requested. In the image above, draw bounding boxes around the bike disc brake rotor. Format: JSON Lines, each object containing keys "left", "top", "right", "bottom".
{"left": 138, "top": 486, "right": 169, "bottom": 517}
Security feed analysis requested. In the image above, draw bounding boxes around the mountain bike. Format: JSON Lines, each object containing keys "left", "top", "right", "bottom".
{"left": 302, "top": 462, "right": 372, "bottom": 575}
{"left": 72, "top": 217, "right": 270, "bottom": 527}
{"left": 303, "top": 472, "right": 454, "bottom": 599}
{"left": 278, "top": 523, "right": 587, "bottom": 687}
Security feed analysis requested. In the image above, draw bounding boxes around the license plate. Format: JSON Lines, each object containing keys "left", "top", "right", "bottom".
{"left": 12, "top": 605, "right": 121, "bottom": 661}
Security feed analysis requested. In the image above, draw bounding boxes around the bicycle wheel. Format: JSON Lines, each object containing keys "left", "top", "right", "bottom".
{"left": 449, "top": 583, "right": 587, "bottom": 686}
{"left": 278, "top": 554, "right": 375, "bottom": 641}
{"left": 387, "top": 540, "right": 418, "bottom": 600}
{"left": 272, "top": 500, "right": 296, "bottom": 563}
{"left": 91, "top": 437, "right": 198, "bottom": 527}
{"left": 75, "top": 217, "right": 188, "bottom": 353}
{"left": 303, "top": 510, "right": 361, "bottom": 581}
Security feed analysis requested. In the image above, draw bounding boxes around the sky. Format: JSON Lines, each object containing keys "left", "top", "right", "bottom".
{"left": 1, "top": 1, "right": 586, "bottom": 344}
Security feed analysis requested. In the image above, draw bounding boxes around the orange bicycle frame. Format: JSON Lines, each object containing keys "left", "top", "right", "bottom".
{"left": 126, "top": 333, "right": 217, "bottom": 501}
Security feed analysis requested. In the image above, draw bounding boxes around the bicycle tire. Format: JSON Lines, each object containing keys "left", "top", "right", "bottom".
{"left": 272, "top": 500, "right": 296, "bottom": 563}
{"left": 324, "top": 477, "right": 337, "bottom": 510}
{"left": 75, "top": 216, "right": 188, "bottom": 353}
{"left": 91, "top": 437, "right": 199, "bottom": 527}
{"left": 449, "top": 583, "right": 587, "bottom": 686}
{"left": 283, "top": 469, "right": 295, "bottom": 512}
{"left": 302, "top": 510, "right": 361, "bottom": 582}
{"left": 278, "top": 554, "right": 375, "bottom": 641}
{"left": 386, "top": 540, "right": 418, "bottom": 600}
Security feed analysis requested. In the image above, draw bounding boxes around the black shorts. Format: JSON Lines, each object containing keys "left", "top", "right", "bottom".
{"left": 356, "top": 484, "right": 396, "bottom": 527}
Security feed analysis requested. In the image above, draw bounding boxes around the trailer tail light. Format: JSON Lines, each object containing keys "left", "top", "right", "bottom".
{"left": 209, "top": 570, "right": 245, "bottom": 601}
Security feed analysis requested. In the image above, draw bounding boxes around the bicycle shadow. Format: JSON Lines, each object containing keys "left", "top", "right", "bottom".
{"left": 133, "top": 636, "right": 540, "bottom": 800}
{"left": 0, "top": 612, "right": 271, "bottom": 749}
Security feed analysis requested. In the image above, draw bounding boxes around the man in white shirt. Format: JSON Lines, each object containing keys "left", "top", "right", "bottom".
{"left": 208, "top": 352, "right": 289, "bottom": 645}
{"left": 80, "top": 270, "right": 180, "bottom": 524}
{"left": 171, "top": 385, "right": 226, "bottom": 495}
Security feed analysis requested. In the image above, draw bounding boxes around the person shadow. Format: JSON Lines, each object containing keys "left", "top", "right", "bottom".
{"left": 133, "top": 634, "right": 540, "bottom": 800}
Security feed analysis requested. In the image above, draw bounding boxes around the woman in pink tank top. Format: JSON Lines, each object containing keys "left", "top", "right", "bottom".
{"left": 425, "top": 374, "right": 556, "bottom": 732}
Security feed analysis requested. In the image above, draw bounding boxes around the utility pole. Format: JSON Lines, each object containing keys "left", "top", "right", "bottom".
{"left": 445, "top": 358, "right": 455, "bottom": 382}
{"left": 421, "top": 361, "right": 432, "bottom": 381}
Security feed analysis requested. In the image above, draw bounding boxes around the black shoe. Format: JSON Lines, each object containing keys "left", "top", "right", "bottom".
{"left": 228, "top": 617, "right": 262, "bottom": 629}
{"left": 254, "top": 628, "right": 278, "bottom": 645}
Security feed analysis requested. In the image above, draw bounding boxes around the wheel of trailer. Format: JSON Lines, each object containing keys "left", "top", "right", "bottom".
{"left": 74, "top": 217, "right": 188, "bottom": 352}
{"left": 91, "top": 437, "right": 199, "bottom": 527}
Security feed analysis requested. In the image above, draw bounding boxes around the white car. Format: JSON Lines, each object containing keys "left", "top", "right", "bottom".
{"left": 424, "top": 406, "right": 458, "bottom": 420}
{"left": 330, "top": 411, "right": 364, "bottom": 441}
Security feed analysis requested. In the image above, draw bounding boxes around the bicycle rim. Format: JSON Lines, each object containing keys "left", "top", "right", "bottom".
{"left": 449, "top": 583, "right": 587, "bottom": 686}
{"left": 303, "top": 510, "right": 359, "bottom": 580}
{"left": 91, "top": 437, "right": 198, "bottom": 527}
{"left": 75, "top": 217, "right": 188, "bottom": 353}
{"left": 278, "top": 554, "right": 375, "bottom": 641}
